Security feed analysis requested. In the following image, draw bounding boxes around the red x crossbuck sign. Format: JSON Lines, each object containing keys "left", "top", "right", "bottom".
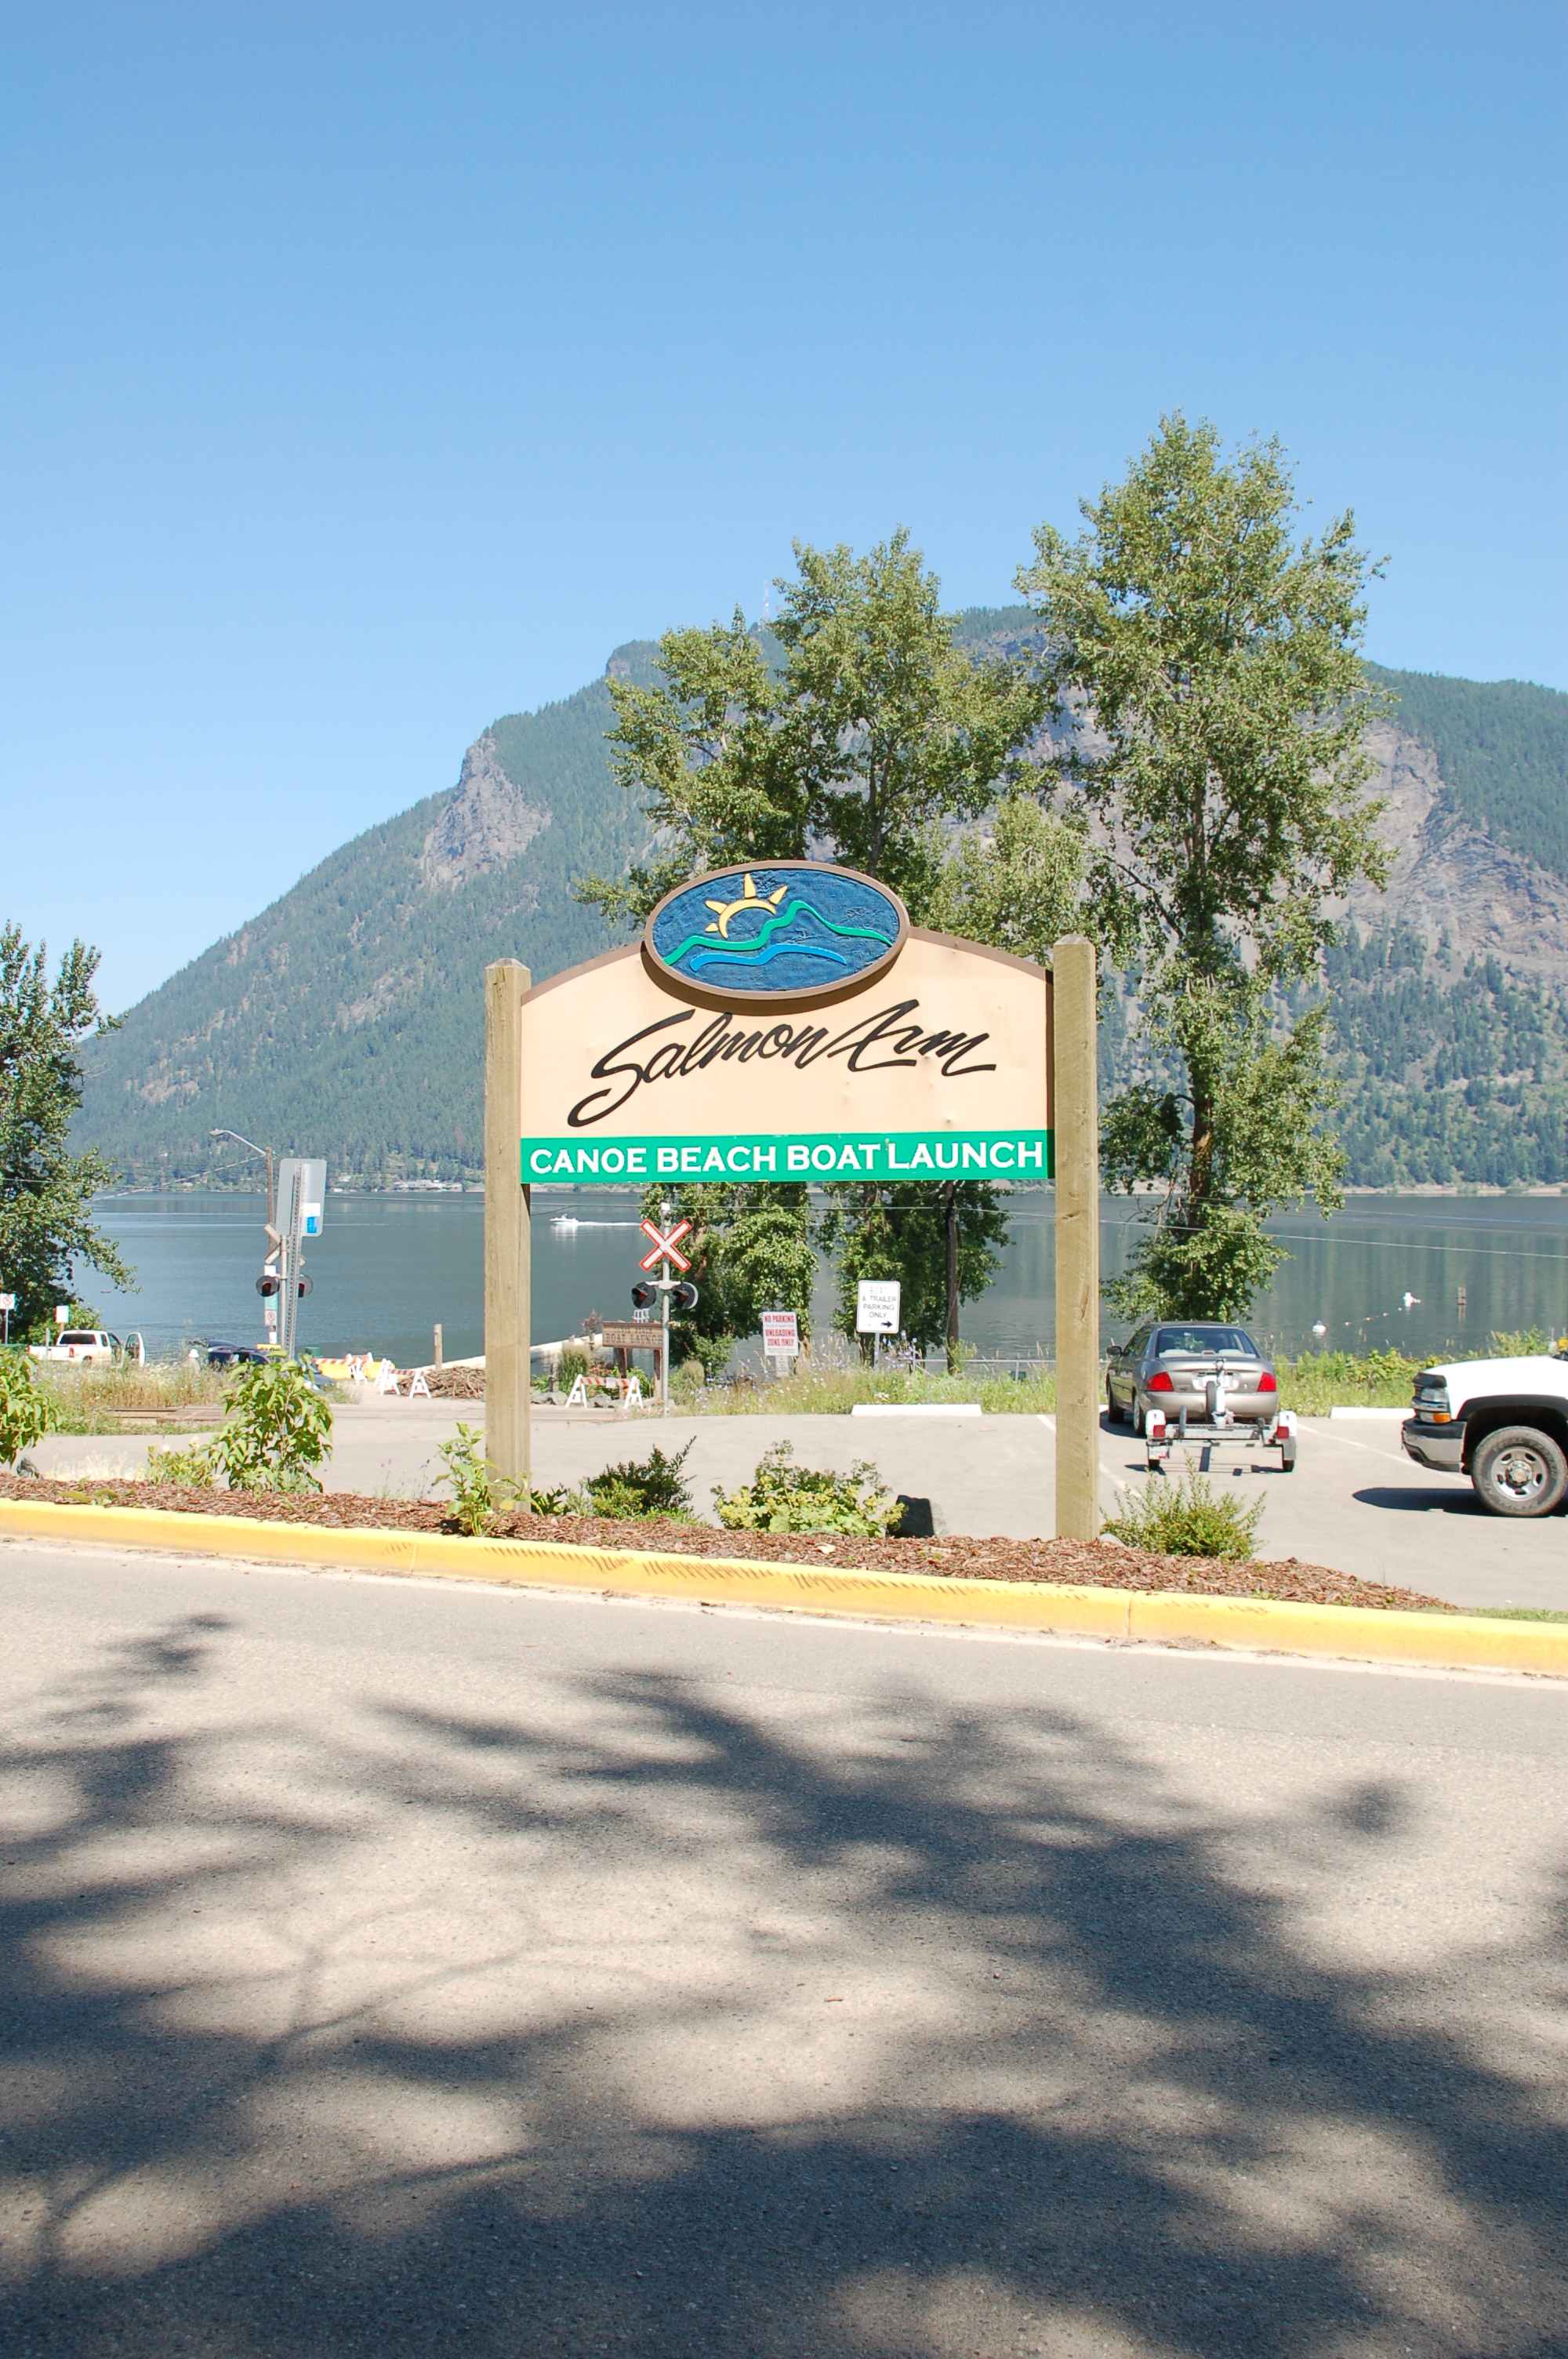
{"left": 639, "top": 1218, "right": 692, "bottom": 1273}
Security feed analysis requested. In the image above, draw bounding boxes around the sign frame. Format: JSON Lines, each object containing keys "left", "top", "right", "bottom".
{"left": 482, "top": 869, "right": 1098, "bottom": 1547}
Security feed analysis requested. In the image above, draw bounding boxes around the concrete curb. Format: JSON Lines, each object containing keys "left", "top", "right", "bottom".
{"left": 1, "top": 1498, "right": 1564, "bottom": 1678}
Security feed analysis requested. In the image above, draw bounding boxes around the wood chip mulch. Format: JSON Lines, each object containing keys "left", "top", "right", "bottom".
{"left": 0, "top": 1470, "right": 1454, "bottom": 1612}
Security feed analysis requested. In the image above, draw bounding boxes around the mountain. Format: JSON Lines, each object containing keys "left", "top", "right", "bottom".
{"left": 73, "top": 626, "right": 1568, "bottom": 1190}
{"left": 76, "top": 643, "right": 662, "bottom": 1185}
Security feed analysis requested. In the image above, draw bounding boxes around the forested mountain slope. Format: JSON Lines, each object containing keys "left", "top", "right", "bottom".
{"left": 73, "top": 631, "right": 1568, "bottom": 1190}
{"left": 75, "top": 645, "right": 662, "bottom": 1184}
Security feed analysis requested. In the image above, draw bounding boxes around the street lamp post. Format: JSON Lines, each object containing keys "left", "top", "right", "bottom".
{"left": 209, "top": 1129, "right": 274, "bottom": 1226}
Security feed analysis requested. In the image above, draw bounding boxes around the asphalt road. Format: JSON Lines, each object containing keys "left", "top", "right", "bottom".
{"left": 31, "top": 1401, "right": 1568, "bottom": 1612}
{"left": 0, "top": 1535, "right": 1563, "bottom": 2358}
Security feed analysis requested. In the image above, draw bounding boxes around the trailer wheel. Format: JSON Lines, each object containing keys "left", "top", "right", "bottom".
{"left": 1280, "top": 1441, "right": 1298, "bottom": 1472}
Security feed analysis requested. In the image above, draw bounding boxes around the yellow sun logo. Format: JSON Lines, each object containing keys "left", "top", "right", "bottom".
{"left": 703, "top": 873, "right": 788, "bottom": 938}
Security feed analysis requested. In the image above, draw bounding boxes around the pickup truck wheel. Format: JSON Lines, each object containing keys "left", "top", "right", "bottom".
{"left": 1472, "top": 1426, "right": 1568, "bottom": 1518}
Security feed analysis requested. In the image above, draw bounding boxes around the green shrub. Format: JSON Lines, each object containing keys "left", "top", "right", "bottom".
{"left": 582, "top": 1439, "right": 695, "bottom": 1521}
{"left": 0, "top": 1350, "right": 56, "bottom": 1467}
{"left": 713, "top": 1441, "right": 896, "bottom": 1536}
{"left": 1102, "top": 1465, "right": 1264, "bottom": 1563}
{"left": 556, "top": 1347, "right": 590, "bottom": 1392}
{"left": 436, "top": 1423, "right": 527, "bottom": 1534}
{"left": 145, "top": 1441, "right": 218, "bottom": 1487}
{"left": 210, "top": 1358, "right": 333, "bottom": 1493}
{"left": 1487, "top": 1327, "right": 1555, "bottom": 1358}
{"left": 527, "top": 1481, "right": 589, "bottom": 1517}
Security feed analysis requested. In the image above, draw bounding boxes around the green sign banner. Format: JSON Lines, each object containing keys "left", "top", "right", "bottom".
{"left": 521, "top": 1129, "right": 1053, "bottom": 1183}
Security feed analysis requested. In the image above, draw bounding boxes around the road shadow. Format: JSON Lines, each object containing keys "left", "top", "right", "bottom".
{"left": 0, "top": 1609, "right": 1563, "bottom": 2355}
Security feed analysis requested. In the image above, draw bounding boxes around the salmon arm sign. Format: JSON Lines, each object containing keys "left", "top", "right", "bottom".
{"left": 513, "top": 863, "right": 1053, "bottom": 1184}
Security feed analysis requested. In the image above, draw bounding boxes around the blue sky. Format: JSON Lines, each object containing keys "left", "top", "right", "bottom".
{"left": 2, "top": 2, "right": 1563, "bottom": 1011}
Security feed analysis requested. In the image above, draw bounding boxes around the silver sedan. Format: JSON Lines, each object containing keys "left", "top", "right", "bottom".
{"left": 1105, "top": 1321, "right": 1294, "bottom": 1467}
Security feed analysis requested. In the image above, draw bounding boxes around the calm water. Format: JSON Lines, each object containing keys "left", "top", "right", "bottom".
{"left": 79, "top": 1188, "right": 1568, "bottom": 1368}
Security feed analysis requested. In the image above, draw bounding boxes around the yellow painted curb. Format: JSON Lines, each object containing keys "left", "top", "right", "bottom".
{"left": 1, "top": 1498, "right": 1565, "bottom": 1677}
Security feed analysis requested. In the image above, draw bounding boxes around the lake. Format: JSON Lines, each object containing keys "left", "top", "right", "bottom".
{"left": 78, "top": 1187, "right": 1568, "bottom": 1369}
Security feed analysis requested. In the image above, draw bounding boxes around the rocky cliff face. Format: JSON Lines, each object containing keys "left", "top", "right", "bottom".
{"left": 419, "top": 732, "right": 550, "bottom": 889}
{"left": 1345, "top": 725, "right": 1568, "bottom": 987}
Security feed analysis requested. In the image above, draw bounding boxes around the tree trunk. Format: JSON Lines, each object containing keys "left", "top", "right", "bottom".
{"left": 944, "top": 1180, "right": 960, "bottom": 1373}
{"left": 1189, "top": 1077, "right": 1215, "bottom": 1212}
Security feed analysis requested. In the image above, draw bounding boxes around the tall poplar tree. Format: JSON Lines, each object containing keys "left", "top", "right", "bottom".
{"left": 575, "top": 532, "right": 1061, "bottom": 1370}
{"left": 1, "top": 926, "right": 133, "bottom": 1335}
{"left": 1015, "top": 416, "right": 1392, "bottom": 1318}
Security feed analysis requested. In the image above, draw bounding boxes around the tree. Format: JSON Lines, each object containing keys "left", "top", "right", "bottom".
{"left": 0, "top": 926, "right": 133, "bottom": 1335}
{"left": 638, "top": 1179, "right": 817, "bottom": 1381}
{"left": 580, "top": 534, "right": 1054, "bottom": 1369}
{"left": 1014, "top": 416, "right": 1392, "bottom": 1319}
{"left": 767, "top": 531, "right": 1048, "bottom": 911}
{"left": 817, "top": 1178, "right": 1009, "bottom": 1369}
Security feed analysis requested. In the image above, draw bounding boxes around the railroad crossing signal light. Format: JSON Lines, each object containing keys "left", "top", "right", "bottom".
{"left": 671, "top": 1281, "right": 699, "bottom": 1312}
{"left": 630, "top": 1281, "right": 658, "bottom": 1310}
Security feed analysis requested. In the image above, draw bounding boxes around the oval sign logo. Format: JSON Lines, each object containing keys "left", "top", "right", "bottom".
{"left": 643, "top": 862, "right": 909, "bottom": 1010}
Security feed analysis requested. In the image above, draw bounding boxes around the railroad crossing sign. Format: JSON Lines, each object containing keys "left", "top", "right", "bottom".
{"left": 638, "top": 1217, "right": 691, "bottom": 1273}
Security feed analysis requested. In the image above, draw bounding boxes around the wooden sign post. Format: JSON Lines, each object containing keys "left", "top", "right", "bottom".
{"left": 1051, "top": 936, "right": 1101, "bottom": 1542}
{"left": 485, "top": 958, "right": 532, "bottom": 1487}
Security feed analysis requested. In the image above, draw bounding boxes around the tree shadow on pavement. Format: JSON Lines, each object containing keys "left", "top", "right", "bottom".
{"left": 0, "top": 1612, "right": 1563, "bottom": 2357}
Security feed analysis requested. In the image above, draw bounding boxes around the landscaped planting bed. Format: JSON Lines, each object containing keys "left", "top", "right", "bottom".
{"left": 0, "top": 1470, "right": 1453, "bottom": 1612}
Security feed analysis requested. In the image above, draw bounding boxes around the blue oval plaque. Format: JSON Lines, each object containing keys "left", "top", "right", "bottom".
{"left": 643, "top": 862, "right": 909, "bottom": 1009}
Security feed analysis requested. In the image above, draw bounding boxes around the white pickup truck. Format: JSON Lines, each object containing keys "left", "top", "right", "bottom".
{"left": 27, "top": 1329, "right": 145, "bottom": 1368}
{"left": 1403, "top": 1350, "right": 1568, "bottom": 1517}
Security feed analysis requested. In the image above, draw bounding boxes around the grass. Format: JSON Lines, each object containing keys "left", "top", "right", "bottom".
{"left": 1443, "top": 1605, "right": 1568, "bottom": 1624}
{"left": 676, "top": 1341, "right": 1424, "bottom": 1418}
{"left": 34, "top": 1359, "right": 228, "bottom": 1434}
{"left": 1272, "top": 1348, "right": 1421, "bottom": 1412}
{"left": 679, "top": 1357, "right": 1057, "bottom": 1416}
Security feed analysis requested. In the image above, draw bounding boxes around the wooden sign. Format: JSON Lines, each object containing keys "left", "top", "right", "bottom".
{"left": 514, "top": 883, "right": 1052, "bottom": 1188}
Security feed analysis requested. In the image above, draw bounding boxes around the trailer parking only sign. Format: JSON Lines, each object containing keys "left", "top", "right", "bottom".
{"left": 855, "top": 1280, "right": 902, "bottom": 1335}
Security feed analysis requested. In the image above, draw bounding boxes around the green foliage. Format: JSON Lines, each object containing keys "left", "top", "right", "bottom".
{"left": 582, "top": 1439, "right": 695, "bottom": 1521}
{"left": 1486, "top": 1328, "right": 1554, "bottom": 1358}
{"left": 1017, "top": 416, "right": 1391, "bottom": 1318}
{"left": 1102, "top": 1464, "right": 1265, "bottom": 1562}
{"left": 581, "top": 534, "right": 1047, "bottom": 927}
{"left": 639, "top": 1181, "right": 815, "bottom": 1377}
{"left": 436, "top": 1422, "right": 524, "bottom": 1534}
{"left": 0, "top": 1349, "right": 56, "bottom": 1467}
{"left": 1, "top": 926, "right": 134, "bottom": 1332}
{"left": 144, "top": 1440, "right": 219, "bottom": 1487}
{"left": 817, "top": 1180, "right": 1009, "bottom": 1361}
{"left": 713, "top": 1441, "right": 896, "bottom": 1536}
{"left": 555, "top": 1346, "right": 590, "bottom": 1392}
{"left": 1365, "top": 663, "right": 1568, "bottom": 883}
{"left": 923, "top": 792, "right": 1087, "bottom": 961}
{"left": 767, "top": 533, "right": 1047, "bottom": 910}
{"left": 210, "top": 1357, "right": 333, "bottom": 1492}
